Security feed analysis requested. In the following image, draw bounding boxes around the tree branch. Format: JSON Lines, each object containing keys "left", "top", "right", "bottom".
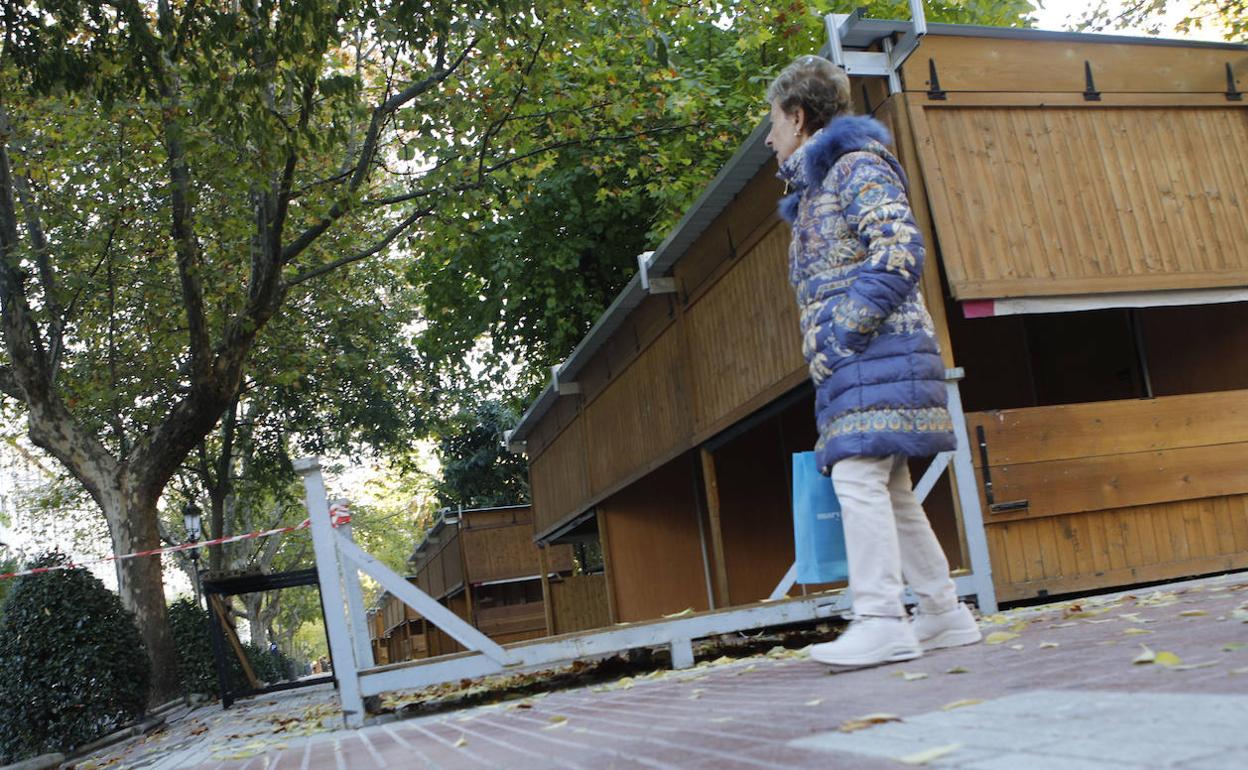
{"left": 284, "top": 205, "right": 432, "bottom": 288}
{"left": 279, "top": 39, "right": 477, "bottom": 266}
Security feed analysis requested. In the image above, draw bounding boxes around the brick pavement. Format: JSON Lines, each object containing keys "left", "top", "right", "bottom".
{"left": 70, "top": 573, "right": 1248, "bottom": 770}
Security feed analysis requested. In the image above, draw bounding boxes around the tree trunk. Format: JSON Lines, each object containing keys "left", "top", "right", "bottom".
{"left": 101, "top": 484, "right": 183, "bottom": 707}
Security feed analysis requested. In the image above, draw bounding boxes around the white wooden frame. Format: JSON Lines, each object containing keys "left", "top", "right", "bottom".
{"left": 298, "top": 370, "right": 995, "bottom": 728}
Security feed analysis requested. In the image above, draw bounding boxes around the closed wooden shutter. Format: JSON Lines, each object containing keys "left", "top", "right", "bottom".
{"left": 907, "top": 94, "right": 1248, "bottom": 299}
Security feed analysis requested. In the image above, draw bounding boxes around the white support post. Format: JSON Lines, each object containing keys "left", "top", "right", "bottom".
{"left": 670, "top": 637, "right": 694, "bottom": 670}
{"left": 944, "top": 369, "right": 998, "bottom": 614}
{"left": 336, "top": 511, "right": 375, "bottom": 670}
{"left": 295, "top": 457, "right": 366, "bottom": 728}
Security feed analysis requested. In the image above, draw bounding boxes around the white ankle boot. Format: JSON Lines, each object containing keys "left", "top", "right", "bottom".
{"left": 911, "top": 603, "right": 982, "bottom": 651}
{"left": 810, "top": 616, "right": 922, "bottom": 669}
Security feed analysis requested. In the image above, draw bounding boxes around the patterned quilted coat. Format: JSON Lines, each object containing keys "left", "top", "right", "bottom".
{"left": 778, "top": 115, "right": 955, "bottom": 474}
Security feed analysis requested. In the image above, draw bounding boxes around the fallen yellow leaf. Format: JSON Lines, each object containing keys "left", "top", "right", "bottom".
{"left": 941, "top": 699, "right": 983, "bottom": 711}
{"left": 1039, "top": 642, "right": 1060, "bottom": 649}
{"left": 945, "top": 666, "right": 969, "bottom": 674}
{"left": 1154, "top": 651, "right": 1183, "bottom": 667}
{"left": 897, "top": 744, "right": 963, "bottom": 765}
{"left": 453, "top": 737, "right": 467, "bottom": 748}
{"left": 839, "top": 713, "right": 902, "bottom": 732}
{"left": 1179, "top": 610, "right": 1208, "bottom": 617}
{"left": 1133, "top": 644, "right": 1156, "bottom": 664}
{"left": 663, "top": 608, "right": 694, "bottom": 619}
{"left": 984, "top": 631, "right": 1019, "bottom": 645}
{"left": 544, "top": 716, "right": 568, "bottom": 730}
{"left": 1123, "top": 628, "right": 1154, "bottom": 636}
{"left": 897, "top": 671, "right": 928, "bottom": 681}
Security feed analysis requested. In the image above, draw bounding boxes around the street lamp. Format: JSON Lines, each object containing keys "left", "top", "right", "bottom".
{"left": 183, "top": 502, "right": 203, "bottom": 608}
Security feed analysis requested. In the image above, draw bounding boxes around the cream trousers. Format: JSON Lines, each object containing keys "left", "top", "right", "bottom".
{"left": 831, "top": 454, "right": 959, "bottom": 618}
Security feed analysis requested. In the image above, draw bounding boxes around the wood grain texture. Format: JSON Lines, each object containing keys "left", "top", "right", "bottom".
{"left": 548, "top": 574, "right": 611, "bottom": 635}
{"left": 529, "top": 417, "right": 591, "bottom": 537}
{"left": 978, "top": 440, "right": 1248, "bottom": 522}
{"left": 900, "top": 35, "right": 1247, "bottom": 95}
{"left": 968, "top": 389, "right": 1248, "bottom": 467}
{"left": 583, "top": 324, "right": 692, "bottom": 499}
{"left": 599, "top": 455, "right": 710, "bottom": 622}
{"left": 684, "top": 224, "right": 805, "bottom": 435}
{"left": 909, "top": 97, "right": 1248, "bottom": 299}
{"left": 989, "top": 495, "right": 1248, "bottom": 601}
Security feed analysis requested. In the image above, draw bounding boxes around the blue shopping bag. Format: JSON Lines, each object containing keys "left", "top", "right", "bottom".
{"left": 791, "top": 451, "right": 849, "bottom": 584}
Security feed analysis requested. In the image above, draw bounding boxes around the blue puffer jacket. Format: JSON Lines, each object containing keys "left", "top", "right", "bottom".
{"left": 778, "top": 115, "right": 955, "bottom": 474}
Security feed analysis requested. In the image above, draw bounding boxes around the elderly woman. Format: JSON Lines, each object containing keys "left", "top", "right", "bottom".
{"left": 766, "top": 55, "right": 981, "bottom": 668}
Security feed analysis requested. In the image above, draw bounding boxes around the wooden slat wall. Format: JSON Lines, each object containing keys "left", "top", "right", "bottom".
{"left": 461, "top": 511, "right": 539, "bottom": 585}
{"left": 900, "top": 35, "right": 1246, "bottom": 94}
{"left": 989, "top": 496, "right": 1248, "bottom": 602}
{"left": 549, "top": 574, "right": 611, "bottom": 634}
{"left": 684, "top": 225, "right": 805, "bottom": 436}
{"left": 599, "top": 455, "right": 710, "bottom": 621}
{"left": 474, "top": 602, "right": 547, "bottom": 639}
{"left": 910, "top": 97, "right": 1248, "bottom": 299}
{"left": 582, "top": 325, "right": 691, "bottom": 495}
{"left": 968, "top": 389, "right": 1248, "bottom": 601}
{"left": 461, "top": 508, "right": 577, "bottom": 585}
{"left": 530, "top": 418, "right": 591, "bottom": 536}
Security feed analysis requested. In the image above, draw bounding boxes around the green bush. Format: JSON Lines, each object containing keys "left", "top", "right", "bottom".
{"left": 168, "top": 597, "right": 217, "bottom": 696}
{"left": 170, "top": 598, "right": 298, "bottom": 697}
{"left": 0, "top": 553, "right": 150, "bottom": 762}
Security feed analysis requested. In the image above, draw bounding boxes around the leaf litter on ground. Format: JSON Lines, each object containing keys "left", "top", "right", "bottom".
{"left": 840, "top": 713, "right": 902, "bottom": 732}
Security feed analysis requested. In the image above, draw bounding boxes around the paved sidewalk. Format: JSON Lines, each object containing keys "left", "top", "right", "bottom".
{"left": 71, "top": 573, "right": 1248, "bottom": 769}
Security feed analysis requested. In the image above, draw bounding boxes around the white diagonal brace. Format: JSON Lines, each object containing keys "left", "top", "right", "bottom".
{"left": 768, "top": 562, "right": 798, "bottom": 601}
{"left": 913, "top": 451, "right": 954, "bottom": 503}
{"left": 334, "top": 535, "right": 513, "bottom": 664}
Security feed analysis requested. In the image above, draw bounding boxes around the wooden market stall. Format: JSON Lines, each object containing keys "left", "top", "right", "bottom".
{"left": 508, "top": 20, "right": 1248, "bottom": 617}
{"left": 367, "top": 505, "right": 587, "bottom": 663}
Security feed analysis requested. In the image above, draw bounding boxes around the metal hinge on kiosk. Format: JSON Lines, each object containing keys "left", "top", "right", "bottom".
{"left": 824, "top": 0, "right": 929, "bottom": 94}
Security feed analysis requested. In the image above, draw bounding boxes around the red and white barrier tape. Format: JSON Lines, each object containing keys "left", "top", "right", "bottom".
{"left": 0, "top": 503, "right": 350, "bottom": 582}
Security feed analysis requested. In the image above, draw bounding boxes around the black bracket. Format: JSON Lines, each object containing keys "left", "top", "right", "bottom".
{"left": 927, "top": 58, "right": 947, "bottom": 100}
{"left": 1227, "top": 63, "right": 1243, "bottom": 102}
{"left": 975, "top": 425, "right": 1029, "bottom": 513}
{"left": 1083, "top": 61, "right": 1101, "bottom": 101}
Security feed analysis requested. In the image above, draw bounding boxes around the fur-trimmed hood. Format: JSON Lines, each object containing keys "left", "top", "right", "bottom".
{"left": 777, "top": 115, "right": 903, "bottom": 222}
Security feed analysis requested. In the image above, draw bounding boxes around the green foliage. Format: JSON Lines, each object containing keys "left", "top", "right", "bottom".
{"left": 1079, "top": 0, "right": 1246, "bottom": 41}
{"left": 168, "top": 597, "right": 299, "bottom": 699}
{"left": 168, "top": 598, "right": 217, "bottom": 697}
{"left": 433, "top": 399, "right": 530, "bottom": 508}
{"left": 243, "top": 641, "right": 296, "bottom": 685}
{"left": 0, "top": 549, "right": 21, "bottom": 612}
{"left": 412, "top": 0, "right": 1038, "bottom": 396}
{"left": 0, "top": 553, "right": 150, "bottom": 762}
